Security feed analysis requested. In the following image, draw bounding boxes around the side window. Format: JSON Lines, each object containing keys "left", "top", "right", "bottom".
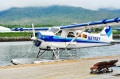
{"left": 82, "top": 34, "right": 87, "bottom": 38}
{"left": 76, "top": 33, "right": 81, "bottom": 37}
{"left": 67, "top": 32, "right": 75, "bottom": 37}
{"left": 56, "top": 30, "right": 62, "bottom": 36}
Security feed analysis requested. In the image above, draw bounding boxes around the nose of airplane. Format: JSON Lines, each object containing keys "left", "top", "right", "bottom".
{"left": 33, "top": 32, "right": 43, "bottom": 47}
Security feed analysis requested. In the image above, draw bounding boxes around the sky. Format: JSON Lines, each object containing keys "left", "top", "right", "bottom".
{"left": 0, "top": 0, "right": 120, "bottom": 11}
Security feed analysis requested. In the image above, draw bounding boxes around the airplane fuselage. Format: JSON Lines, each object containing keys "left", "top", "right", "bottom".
{"left": 33, "top": 26, "right": 114, "bottom": 49}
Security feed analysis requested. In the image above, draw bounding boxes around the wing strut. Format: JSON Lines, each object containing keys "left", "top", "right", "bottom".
{"left": 65, "top": 27, "right": 87, "bottom": 48}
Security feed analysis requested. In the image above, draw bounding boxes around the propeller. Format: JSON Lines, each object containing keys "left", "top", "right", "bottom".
{"left": 28, "top": 23, "right": 40, "bottom": 52}
{"left": 31, "top": 23, "right": 44, "bottom": 42}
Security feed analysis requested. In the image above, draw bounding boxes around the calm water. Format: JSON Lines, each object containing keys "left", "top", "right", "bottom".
{"left": 0, "top": 41, "right": 120, "bottom": 66}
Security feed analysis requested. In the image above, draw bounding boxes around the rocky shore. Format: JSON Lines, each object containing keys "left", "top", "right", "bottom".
{"left": 113, "top": 34, "right": 120, "bottom": 38}
{"left": 0, "top": 37, "right": 31, "bottom": 42}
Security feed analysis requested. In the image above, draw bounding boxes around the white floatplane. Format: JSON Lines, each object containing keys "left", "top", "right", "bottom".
{"left": 11, "top": 18, "right": 120, "bottom": 65}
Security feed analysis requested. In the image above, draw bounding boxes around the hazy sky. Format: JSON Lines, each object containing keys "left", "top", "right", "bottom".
{"left": 0, "top": 0, "right": 120, "bottom": 11}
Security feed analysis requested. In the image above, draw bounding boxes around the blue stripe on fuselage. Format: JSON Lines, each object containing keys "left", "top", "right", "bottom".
{"left": 40, "top": 35, "right": 109, "bottom": 43}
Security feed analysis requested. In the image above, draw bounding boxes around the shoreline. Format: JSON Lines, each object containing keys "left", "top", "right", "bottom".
{"left": 113, "top": 34, "right": 120, "bottom": 38}
{"left": 0, "top": 34, "right": 119, "bottom": 42}
{"left": 0, "top": 37, "right": 31, "bottom": 42}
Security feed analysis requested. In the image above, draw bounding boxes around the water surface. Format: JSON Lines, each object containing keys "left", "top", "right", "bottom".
{"left": 0, "top": 41, "right": 120, "bottom": 66}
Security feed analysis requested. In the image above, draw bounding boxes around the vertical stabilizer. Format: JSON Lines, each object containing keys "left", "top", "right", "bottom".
{"left": 100, "top": 26, "right": 113, "bottom": 41}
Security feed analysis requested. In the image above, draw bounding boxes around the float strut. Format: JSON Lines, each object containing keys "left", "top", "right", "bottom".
{"left": 37, "top": 48, "right": 46, "bottom": 59}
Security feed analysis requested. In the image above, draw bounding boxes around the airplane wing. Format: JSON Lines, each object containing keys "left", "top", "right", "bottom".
{"left": 116, "top": 28, "right": 120, "bottom": 31}
{"left": 11, "top": 18, "right": 120, "bottom": 31}
{"left": 11, "top": 27, "right": 49, "bottom": 31}
{"left": 60, "top": 18, "right": 120, "bottom": 30}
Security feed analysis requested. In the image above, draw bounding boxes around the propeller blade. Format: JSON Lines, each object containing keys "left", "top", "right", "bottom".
{"left": 31, "top": 23, "right": 37, "bottom": 41}
{"left": 31, "top": 23, "right": 44, "bottom": 42}
{"left": 32, "top": 23, "right": 35, "bottom": 37}
{"left": 37, "top": 39, "right": 44, "bottom": 42}
{"left": 28, "top": 44, "right": 33, "bottom": 52}
{"left": 31, "top": 37, "right": 37, "bottom": 40}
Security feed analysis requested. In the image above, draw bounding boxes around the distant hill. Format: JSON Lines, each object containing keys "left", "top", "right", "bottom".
{"left": 98, "top": 8, "right": 120, "bottom": 13}
{"left": 0, "top": 6, "right": 120, "bottom": 27}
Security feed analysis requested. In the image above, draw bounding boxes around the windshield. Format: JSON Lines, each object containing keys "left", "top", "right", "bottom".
{"left": 48, "top": 27, "right": 59, "bottom": 33}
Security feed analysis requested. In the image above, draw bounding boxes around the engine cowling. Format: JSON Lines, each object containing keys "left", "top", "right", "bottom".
{"left": 33, "top": 32, "right": 42, "bottom": 47}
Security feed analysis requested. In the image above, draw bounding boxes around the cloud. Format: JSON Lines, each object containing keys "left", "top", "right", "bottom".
{"left": 0, "top": 0, "right": 120, "bottom": 11}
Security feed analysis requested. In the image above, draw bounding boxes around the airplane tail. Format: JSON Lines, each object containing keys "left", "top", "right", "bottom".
{"left": 99, "top": 26, "right": 113, "bottom": 41}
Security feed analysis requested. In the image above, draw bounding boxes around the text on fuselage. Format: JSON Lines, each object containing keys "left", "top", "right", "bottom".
{"left": 88, "top": 36, "right": 100, "bottom": 41}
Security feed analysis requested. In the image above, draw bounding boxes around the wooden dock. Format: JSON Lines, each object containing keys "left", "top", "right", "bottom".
{"left": 0, "top": 55, "right": 120, "bottom": 79}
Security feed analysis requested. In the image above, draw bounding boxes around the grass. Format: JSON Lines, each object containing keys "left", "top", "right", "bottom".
{"left": 0, "top": 32, "right": 32, "bottom": 37}
{"left": 113, "top": 31, "right": 120, "bottom": 34}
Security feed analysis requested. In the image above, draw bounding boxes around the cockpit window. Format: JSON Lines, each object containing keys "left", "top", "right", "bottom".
{"left": 35, "top": 33, "right": 39, "bottom": 39}
{"left": 67, "top": 32, "right": 75, "bottom": 37}
{"left": 56, "top": 30, "right": 62, "bottom": 36}
{"left": 48, "top": 27, "right": 59, "bottom": 33}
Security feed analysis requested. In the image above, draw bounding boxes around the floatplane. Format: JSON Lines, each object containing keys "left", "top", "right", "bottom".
{"left": 11, "top": 18, "right": 120, "bottom": 65}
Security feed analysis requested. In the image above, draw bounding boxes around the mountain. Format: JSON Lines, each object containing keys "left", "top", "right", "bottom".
{"left": 0, "top": 6, "right": 120, "bottom": 26}
{"left": 98, "top": 8, "right": 120, "bottom": 13}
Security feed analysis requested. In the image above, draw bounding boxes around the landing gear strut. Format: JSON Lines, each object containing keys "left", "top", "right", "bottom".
{"left": 36, "top": 48, "right": 61, "bottom": 60}
{"left": 36, "top": 48, "right": 77, "bottom": 60}
{"left": 36, "top": 48, "right": 46, "bottom": 59}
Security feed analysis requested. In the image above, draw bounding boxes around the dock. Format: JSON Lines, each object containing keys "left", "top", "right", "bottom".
{"left": 0, "top": 55, "right": 120, "bottom": 79}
